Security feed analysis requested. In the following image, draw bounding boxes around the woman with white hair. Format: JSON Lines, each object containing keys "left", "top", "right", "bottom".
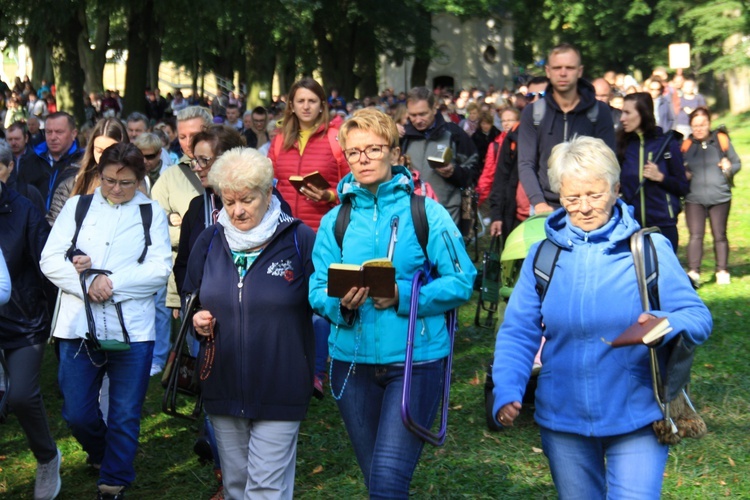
{"left": 183, "top": 147, "right": 316, "bottom": 499}
{"left": 491, "top": 136, "right": 712, "bottom": 499}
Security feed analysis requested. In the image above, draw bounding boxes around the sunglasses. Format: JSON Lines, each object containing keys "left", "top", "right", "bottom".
{"left": 525, "top": 91, "right": 546, "bottom": 99}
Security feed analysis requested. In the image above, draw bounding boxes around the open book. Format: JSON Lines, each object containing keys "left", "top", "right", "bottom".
{"left": 289, "top": 171, "right": 331, "bottom": 193}
{"left": 426, "top": 143, "right": 453, "bottom": 169}
{"left": 611, "top": 316, "right": 672, "bottom": 347}
{"left": 327, "top": 258, "right": 396, "bottom": 298}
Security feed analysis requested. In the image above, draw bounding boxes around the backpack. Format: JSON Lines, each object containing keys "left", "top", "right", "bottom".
{"left": 65, "top": 194, "right": 153, "bottom": 264}
{"left": 532, "top": 236, "right": 658, "bottom": 308}
{"left": 334, "top": 193, "right": 429, "bottom": 263}
{"left": 532, "top": 98, "right": 599, "bottom": 128}
{"left": 680, "top": 130, "right": 730, "bottom": 155}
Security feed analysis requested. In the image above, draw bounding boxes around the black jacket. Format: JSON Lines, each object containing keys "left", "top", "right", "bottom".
{"left": 183, "top": 215, "right": 316, "bottom": 421}
{"left": 472, "top": 126, "right": 501, "bottom": 167}
{"left": 0, "top": 184, "right": 52, "bottom": 348}
{"left": 488, "top": 125, "right": 522, "bottom": 239}
{"left": 16, "top": 146, "right": 51, "bottom": 201}
{"left": 517, "top": 79, "right": 616, "bottom": 208}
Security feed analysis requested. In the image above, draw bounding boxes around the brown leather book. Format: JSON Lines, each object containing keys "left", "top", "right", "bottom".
{"left": 327, "top": 258, "right": 396, "bottom": 298}
{"left": 289, "top": 171, "right": 331, "bottom": 192}
{"left": 611, "top": 316, "right": 672, "bottom": 347}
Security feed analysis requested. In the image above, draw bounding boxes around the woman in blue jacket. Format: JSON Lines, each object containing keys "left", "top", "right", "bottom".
{"left": 492, "top": 136, "right": 712, "bottom": 499}
{"left": 309, "top": 108, "right": 475, "bottom": 498}
{"left": 184, "top": 147, "right": 316, "bottom": 499}
{"left": 617, "top": 92, "right": 689, "bottom": 251}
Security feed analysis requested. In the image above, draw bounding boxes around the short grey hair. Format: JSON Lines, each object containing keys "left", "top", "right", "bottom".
{"left": 134, "top": 132, "right": 163, "bottom": 152}
{"left": 176, "top": 106, "right": 213, "bottom": 127}
{"left": 0, "top": 143, "right": 12, "bottom": 166}
{"left": 208, "top": 147, "right": 274, "bottom": 195}
{"left": 126, "top": 112, "right": 148, "bottom": 125}
{"left": 548, "top": 136, "right": 620, "bottom": 194}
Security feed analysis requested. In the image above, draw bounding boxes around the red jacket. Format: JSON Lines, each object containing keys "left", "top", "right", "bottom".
{"left": 269, "top": 124, "right": 348, "bottom": 231}
{"left": 477, "top": 130, "right": 508, "bottom": 206}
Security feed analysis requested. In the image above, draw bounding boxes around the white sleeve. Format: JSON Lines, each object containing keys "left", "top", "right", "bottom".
{"left": 40, "top": 197, "right": 86, "bottom": 299}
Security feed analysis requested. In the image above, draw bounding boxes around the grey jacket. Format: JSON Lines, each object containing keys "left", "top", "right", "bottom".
{"left": 684, "top": 132, "right": 741, "bottom": 205}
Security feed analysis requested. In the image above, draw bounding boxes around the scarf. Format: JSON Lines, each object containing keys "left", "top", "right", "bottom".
{"left": 218, "top": 194, "right": 281, "bottom": 252}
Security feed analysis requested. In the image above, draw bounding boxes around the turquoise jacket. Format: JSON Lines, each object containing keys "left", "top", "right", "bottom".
{"left": 309, "top": 166, "right": 476, "bottom": 365}
{"left": 492, "top": 200, "right": 712, "bottom": 436}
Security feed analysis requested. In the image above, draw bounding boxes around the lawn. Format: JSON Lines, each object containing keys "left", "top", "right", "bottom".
{"left": 1, "top": 116, "right": 749, "bottom": 498}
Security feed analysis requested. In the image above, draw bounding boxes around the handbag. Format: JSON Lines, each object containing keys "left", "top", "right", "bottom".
{"left": 80, "top": 269, "right": 131, "bottom": 352}
{"left": 630, "top": 228, "right": 707, "bottom": 445}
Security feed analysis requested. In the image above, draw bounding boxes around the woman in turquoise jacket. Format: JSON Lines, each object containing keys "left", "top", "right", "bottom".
{"left": 492, "top": 136, "right": 712, "bottom": 499}
{"left": 309, "top": 108, "right": 475, "bottom": 498}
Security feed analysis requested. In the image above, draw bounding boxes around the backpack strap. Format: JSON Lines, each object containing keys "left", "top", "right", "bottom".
{"left": 137, "top": 203, "right": 153, "bottom": 264}
{"left": 642, "top": 233, "right": 660, "bottom": 310}
{"left": 66, "top": 194, "right": 94, "bottom": 260}
{"left": 334, "top": 193, "right": 429, "bottom": 261}
{"left": 532, "top": 239, "right": 562, "bottom": 302}
{"left": 532, "top": 99, "right": 546, "bottom": 127}
{"left": 586, "top": 101, "right": 599, "bottom": 123}
{"left": 680, "top": 138, "right": 692, "bottom": 154}
{"left": 717, "top": 131, "right": 730, "bottom": 154}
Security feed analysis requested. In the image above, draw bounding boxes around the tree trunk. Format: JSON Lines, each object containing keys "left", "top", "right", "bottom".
{"left": 78, "top": 8, "right": 109, "bottom": 95}
{"left": 50, "top": 12, "right": 86, "bottom": 126}
{"left": 123, "top": 0, "right": 154, "bottom": 116}
{"left": 27, "top": 34, "right": 53, "bottom": 88}
{"left": 245, "top": 19, "right": 275, "bottom": 107}
{"left": 147, "top": 18, "right": 163, "bottom": 91}
{"left": 410, "top": 7, "right": 432, "bottom": 89}
{"left": 277, "top": 31, "right": 299, "bottom": 94}
{"left": 355, "top": 22, "right": 378, "bottom": 98}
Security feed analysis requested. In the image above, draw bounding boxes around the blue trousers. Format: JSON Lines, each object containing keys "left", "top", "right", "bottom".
{"left": 540, "top": 425, "right": 669, "bottom": 499}
{"left": 152, "top": 285, "right": 171, "bottom": 368}
{"left": 331, "top": 358, "right": 444, "bottom": 499}
{"left": 58, "top": 339, "right": 153, "bottom": 487}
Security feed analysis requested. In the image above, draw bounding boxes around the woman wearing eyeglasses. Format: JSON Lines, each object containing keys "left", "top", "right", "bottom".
{"left": 46, "top": 117, "right": 128, "bottom": 225}
{"left": 41, "top": 143, "right": 172, "bottom": 499}
{"left": 617, "top": 92, "right": 689, "bottom": 252}
{"left": 309, "top": 108, "right": 475, "bottom": 498}
{"left": 492, "top": 136, "right": 711, "bottom": 499}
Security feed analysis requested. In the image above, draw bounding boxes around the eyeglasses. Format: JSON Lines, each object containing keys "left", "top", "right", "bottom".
{"left": 142, "top": 152, "right": 160, "bottom": 160}
{"left": 560, "top": 192, "right": 610, "bottom": 211}
{"left": 191, "top": 156, "right": 215, "bottom": 170}
{"left": 101, "top": 176, "right": 137, "bottom": 189}
{"left": 525, "top": 91, "right": 546, "bottom": 99}
{"left": 343, "top": 144, "right": 390, "bottom": 164}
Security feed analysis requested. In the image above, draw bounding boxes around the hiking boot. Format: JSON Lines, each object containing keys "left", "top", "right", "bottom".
{"left": 34, "top": 447, "right": 61, "bottom": 500}
{"left": 97, "top": 484, "right": 125, "bottom": 499}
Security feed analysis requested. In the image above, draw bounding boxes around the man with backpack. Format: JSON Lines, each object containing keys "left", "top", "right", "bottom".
{"left": 517, "top": 43, "right": 616, "bottom": 214}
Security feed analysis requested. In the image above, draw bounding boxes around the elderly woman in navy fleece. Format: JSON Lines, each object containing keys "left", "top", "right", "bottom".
{"left": 183, "top": 147, "right": 316, "bottom": 499}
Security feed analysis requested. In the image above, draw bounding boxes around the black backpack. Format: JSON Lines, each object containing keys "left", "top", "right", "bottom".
{"left": 65, "top": 194, "right": 153, "bottom": 263}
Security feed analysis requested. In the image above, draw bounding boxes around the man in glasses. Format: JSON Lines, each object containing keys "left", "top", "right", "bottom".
{"left": 150, "top": 106, "right": 212, "bottom": 376}
{"left": 402, "top": 86, "right": 479, "bottom": 226}
{"left": 517, "top": 43, "right": 616, "bottom": 214}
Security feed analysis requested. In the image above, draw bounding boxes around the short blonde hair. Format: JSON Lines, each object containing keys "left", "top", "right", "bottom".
{"left": 208, "top": 147, "right": 274, "bottom": 195}
{"left": 548, "top": 136, "right": 620, "bottom": 194}
{"left": 338, "top": 108, "right": 399, "bottom": 150}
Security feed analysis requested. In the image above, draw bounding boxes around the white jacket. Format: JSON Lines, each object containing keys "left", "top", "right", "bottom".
{"left": 40, "top": 189, "right": 172, "bottom": 342}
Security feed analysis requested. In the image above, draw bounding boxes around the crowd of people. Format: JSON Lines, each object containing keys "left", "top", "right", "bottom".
{"left": 0, "top": 40, "right": 737, "bottom": 499}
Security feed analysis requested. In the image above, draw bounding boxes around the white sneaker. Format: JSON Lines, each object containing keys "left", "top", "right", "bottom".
{"left": 150, "top": 363, "right": 163, "bottom": 376}
{"left": 716, "top": 271, "right": 731, "bottom": 285}
{"left": 687, "top": 271, "right": 700, "bottom": 289}
{"left": 34, "top": 447, "right": 61, "bottom": 500}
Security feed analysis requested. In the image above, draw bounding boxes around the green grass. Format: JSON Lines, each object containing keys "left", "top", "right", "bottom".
{"left": 2, "top": 118, "right": 749, "bottom": 498}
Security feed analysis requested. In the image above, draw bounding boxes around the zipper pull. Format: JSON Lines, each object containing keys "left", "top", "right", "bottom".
{"left": 238, "top": 280, "right": 243, "bottom": 302}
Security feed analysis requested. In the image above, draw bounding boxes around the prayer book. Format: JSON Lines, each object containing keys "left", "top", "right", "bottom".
{"left": 327, "top": 258, "right": 396, "bottom": 298}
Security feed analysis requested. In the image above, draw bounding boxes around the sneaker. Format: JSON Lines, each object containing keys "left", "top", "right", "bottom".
{"left": 716, "top": 271, "right": 731, "bottom": 285}
{"left": 150, "top": 363, "right": 163, "bottom": 377}
{"left": 687, "top": 271, "right": 701, "bottom": 289}
{"left": 97, "top": 484, "right": 125, "bottom": 499}
{"left": 34, "top": 447, "right": 61, "bottom": 500}
{"left": 313, "top": 374, "right": 326, "bottom": 400}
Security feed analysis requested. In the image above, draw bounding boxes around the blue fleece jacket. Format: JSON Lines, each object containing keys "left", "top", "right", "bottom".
{"left": 309, "top": 166, "right": 476, "bottom": 365}
{"left": 492, "top": 200, "right": 712, "bottom": 436}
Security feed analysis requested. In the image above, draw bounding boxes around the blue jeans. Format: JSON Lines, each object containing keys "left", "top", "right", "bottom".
{"left": 312, "top": 314, "right": 329, "bottom": 376}
{"left": 331, "top": 359, "right": 444, "bottom": 499}
{"left": 540, "top": 425, "right": 669, "bottom": 499}
{"left": 58, "top": 339, "right": 153, "bottom": 488}
{"left": 152, "top": 286, "right": 171, "bottom": 368}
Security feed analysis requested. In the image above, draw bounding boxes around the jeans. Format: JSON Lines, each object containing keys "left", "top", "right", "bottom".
{"left": 540, "top": 425, "right": 669, "bottom": 500}
{"left": 152, "top": 285, "right": 171, "bottom": 368}
{"left": 58, "top": 339, "right": 153, "bottom": 488}
{"left": 331, "top": 358, "right": 444, "bottom": 499}
{"left": 312, "top": 314, "right": 329, "bottom": 376}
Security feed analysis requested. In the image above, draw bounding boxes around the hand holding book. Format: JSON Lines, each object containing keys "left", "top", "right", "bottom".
{"left": 610, "top": 314, "right": 672, "bottom": 347}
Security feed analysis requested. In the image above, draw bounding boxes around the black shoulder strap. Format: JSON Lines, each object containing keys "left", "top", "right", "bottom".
{"left": 642, "top": 233, "right": 660, "bottom": 310}
{"left": 411, "top": 193, "right": 429, "bottom": 261}
{"left": 533, "top": 239, "right": 562, "bottom": 302}
{"left": 334, "top": 198, "right": 352, "bottom": 251}
{"left": 137, "top": 203, "right": 153, "bottom": 264}
{"left": 334, "top": 193, "right": 429, "bottom": 261}
{"left": 70, "top": 194, "right": 94, "bottom": 252}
